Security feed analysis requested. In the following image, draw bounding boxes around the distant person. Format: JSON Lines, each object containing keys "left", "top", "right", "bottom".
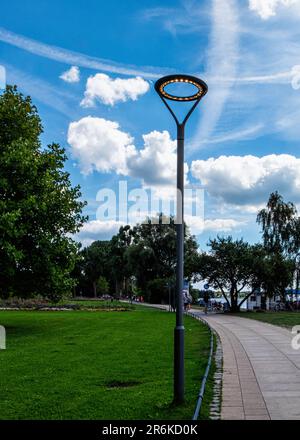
{"left": 183, "top": 292, "right": 189, "bottom": 311}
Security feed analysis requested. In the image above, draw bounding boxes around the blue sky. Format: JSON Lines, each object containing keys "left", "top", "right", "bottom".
{"left": 1, "top": 0, "right": 300, "bottom": 248}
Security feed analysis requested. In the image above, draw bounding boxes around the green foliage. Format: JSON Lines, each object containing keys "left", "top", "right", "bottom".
{"left": 189, "top": 287, "right": 200, "bottom": 303}
{"left": 195, "top": 237, "right": 268, "bottom": 311}
{"left": 257, "top": 192, "right": 299, "bottom": 299}
{"left": 145, "top": 278, "right": 169, "bottom": 304}
{"left": 260, "top": 253, "right": 295, "bottom": 300}
{"left": 97, "top": 276, "right": 110, "bottom": 296}
{"left": 76, "top": 215, "right": 198, "bottom": 303}
{"left": 77, "top": 241, "right": 112, "bottom": 297}
{"left": 257, "top": 191, "right": 297, "bottom": 255}
{"left": 110, "top": 225, "right": 134, "bottom": 295}
{"left": 0, "top": 85, "right": 87, "bottom": 301}
{"left": 126, "top": 214, "right": 198, "bottom": 302}
{"left": 193, "top": 193, "right": 300, "bottom": 311}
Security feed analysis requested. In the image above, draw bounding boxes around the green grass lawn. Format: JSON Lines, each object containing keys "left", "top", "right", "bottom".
{"left": 0, "top": 308, "right": 212, "bottom": 420}
{"left": 236, "top": 311, "right": 300, "bottom": 329}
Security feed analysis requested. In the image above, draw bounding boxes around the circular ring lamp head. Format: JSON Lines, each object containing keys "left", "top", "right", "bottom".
{"left": 155, "top": 74, "right": 208, "bottom": 102}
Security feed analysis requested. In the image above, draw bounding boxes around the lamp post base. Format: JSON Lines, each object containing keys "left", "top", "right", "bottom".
{"left": 174, "top": 325, "right": 185, "bottom": 404}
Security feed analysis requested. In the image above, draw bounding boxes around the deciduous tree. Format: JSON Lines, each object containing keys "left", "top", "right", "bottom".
{"left": 0, "top": 85, "right": 86, "bottom": 300}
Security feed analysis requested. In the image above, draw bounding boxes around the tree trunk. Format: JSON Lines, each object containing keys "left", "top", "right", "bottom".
{"left": 115, "top": 280, "right": 119, "bottom": 295}
{"left": 230, "top": 287, "right": 240, "bottom": 312}
{"left": 280, "top": 286, "right": 286, "bottom": 303}
{"left": 124, "top": 277, "right": 128, "bottom": 296}
{"left": 230, "top": 302, "right": 240, "bottom": 312}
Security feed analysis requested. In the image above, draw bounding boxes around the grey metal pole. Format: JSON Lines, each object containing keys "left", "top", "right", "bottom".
{"left": 174, "top": 123, "right": 185, "bottom": 404}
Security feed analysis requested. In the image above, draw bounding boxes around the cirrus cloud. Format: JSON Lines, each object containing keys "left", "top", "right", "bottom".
{"left": 80, "top": 73, "right": 149, "bottom": 107}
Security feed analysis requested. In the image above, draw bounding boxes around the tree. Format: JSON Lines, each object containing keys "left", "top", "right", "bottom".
{"left": 79, "top": 241, "right": 111, "bottom": 297}
{"left": 110, "top": 225, "right": 134, "bottom": 296}
{"left": 97, "top": 276, "right": 110, "bottom": 296}
{"left": 257, "top": 191, "right": 296, "bottom": 255}
{"left": 126, "top": 214, "right": 199, "bottom": 303}
{"left": 260, "top": 253, "right": 294, "bottom": 302}
{"left": 195, "top": 236, "right": 267, "bottom": 312}
{"left": 0, "top": 85, "right": 86, "bottom": 300}
{"left": 257, "top": 192, "right": 298, "bottom": 300}
{"left": 290, "top": 217, "right": 300, "bottom": 292}
{"left": 145, "top": 278, "right": 169, "bottom": 304}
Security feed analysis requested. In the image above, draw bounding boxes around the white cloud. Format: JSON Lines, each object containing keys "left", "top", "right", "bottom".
{"left": 203, "top": 218, "right": 245, "bottom": 231}
{"left": 77, "top": 219, "right": 124, "bottom": 247}
{"left": 67, "top": 118, "right": 188, "bottom": 189}
{"left": 249, "top": 0, "right": 298, "bottom": 20}
{"left": 77, "top": 214, "right": 243, "bottom": 247}
{"left": 67, "top": 116, "right": 136, "bottom": 175}
{"left": 191, "top": 154, "right": 300, "bottom": 206}
{"left": 185, "top": 215, "right": 245, "bottom": 235}
{"left": 77, "top": 215, "right": 243, "bottom": 247}
{"left": 80, "top": 73, "right": 149, "bottom": 107}
{"left": 129, "top": 130, "right": 188, "bottom": 187}
{"left": 60, "top": 66, "right": 80, "bottom": 83}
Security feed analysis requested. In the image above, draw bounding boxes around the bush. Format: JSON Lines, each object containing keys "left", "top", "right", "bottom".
{"left": 97, "top": 276, "right": 110, "bottom": 296}
{"left": 146, "top": 278, "right": 169, "bottom": 304}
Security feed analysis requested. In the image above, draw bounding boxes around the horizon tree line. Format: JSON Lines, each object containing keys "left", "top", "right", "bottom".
{"left": 75, "top": 192, "right": 300, "bottom": 312}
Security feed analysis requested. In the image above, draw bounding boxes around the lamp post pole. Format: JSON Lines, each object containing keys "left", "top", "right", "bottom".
{"left": 155, "top": 75, "right": 208, "bottom": 404}
{"left": 174, "top": 122, "right": 185, "bottom": 402}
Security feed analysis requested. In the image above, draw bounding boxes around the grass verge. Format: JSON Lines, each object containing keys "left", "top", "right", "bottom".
{"left": 234, "top": 311, "right": 300, "bottom": 329}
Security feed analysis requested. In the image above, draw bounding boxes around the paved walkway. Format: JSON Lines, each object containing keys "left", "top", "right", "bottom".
{"left": 191, "top": 311, "right": 300, "bottom": 420}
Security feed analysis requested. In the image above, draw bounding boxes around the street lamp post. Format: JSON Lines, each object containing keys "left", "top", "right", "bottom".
{"left": 155, "top": 74, "right": 208, "bottom": 404}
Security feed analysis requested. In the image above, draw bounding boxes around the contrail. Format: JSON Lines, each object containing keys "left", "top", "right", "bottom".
{"left": 0, "top": 26, "right": 293, "bottom": 85}
{"left": 199, "top": 123, "right": 264, "bottom": 145}
{"left": 0, "top": 27, "right": 171, "bottom": 79}
{"left": 191, "top": 0, "right": 239, "bottom": 150}
{"left": 3, "top": 62, "right": 79, "bottom": 117}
